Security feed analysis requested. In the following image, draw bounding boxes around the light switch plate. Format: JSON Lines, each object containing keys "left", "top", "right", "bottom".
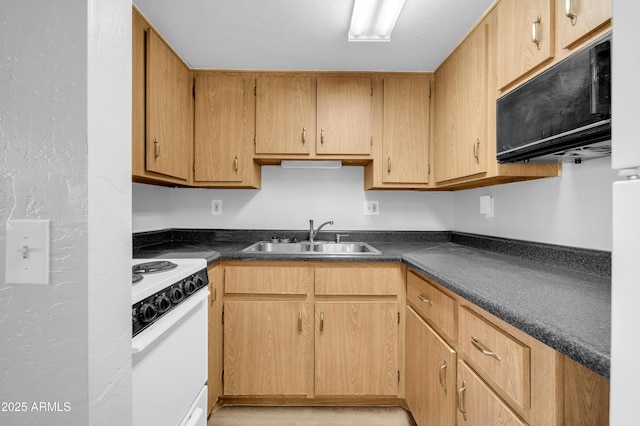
{"left": 5, "top": 219, "right": 50, "bottom": 285}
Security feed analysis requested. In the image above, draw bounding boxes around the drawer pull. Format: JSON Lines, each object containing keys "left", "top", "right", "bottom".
{"left": 298, "top": 311, "right": 303, "bottom": 333}
{"left": 471, "top": 336, "right": 501, "bottom": 361}
{"left": 418, "top": 293, "right": 433, "bottom": 305}
{"left": 320, "top": 312, "right": 324, "bottom": 334}
{"left": 439, "top": 360, "right": 448, "bottom": 392}
{"left": 457, "top": 380, "right": 467, "bottom": 421}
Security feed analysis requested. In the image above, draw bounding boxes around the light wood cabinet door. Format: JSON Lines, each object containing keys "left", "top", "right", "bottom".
{"left": 382, "top": 77, "right": 430, "bottom": 184}
{"left": 316, "top": 77, "right": 373, "bottom": 155}
{"left": 223, "top": 300, "right": 312, "bottom": 396}
{"left": 497, "top": 0, "right": 554, "bottom": 89}
{"left": 315, "top": 301, "right": 398, "bottom": 396}
{"left": 145, "top": 28, "right": 191, "bottom": 180}
{"left": 406, "top": 307, "right": 456, "bottom": 426}
{"left": 255, "top": 75, "right": 313, "bottom": 155}
{"left": 194, "top": 73, "right": 257, "bottom": 186}
{"left": 207, "top": 265, "right": 223, "bottom": 413}
{"left": 557, "top": 0, "right": 611, "bottom": 48}
{"left": 457, "top": 361, "right": 528, "bottom": 425}
{"left": 434, "top": 24, "right": 488, "bottom": 183}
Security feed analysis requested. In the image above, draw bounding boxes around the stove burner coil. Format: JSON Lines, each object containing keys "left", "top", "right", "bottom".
{"left": 133, "top": 260, "right": 178, "bottom": 275}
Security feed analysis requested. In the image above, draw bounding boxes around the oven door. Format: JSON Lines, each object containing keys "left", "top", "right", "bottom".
{"left": 132, "top": 287, "right": 209, "bottom": 426}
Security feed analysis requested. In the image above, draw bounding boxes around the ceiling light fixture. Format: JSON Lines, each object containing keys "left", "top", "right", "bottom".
{"left": 349, "top": 0, "right": 406, "bottom": 42}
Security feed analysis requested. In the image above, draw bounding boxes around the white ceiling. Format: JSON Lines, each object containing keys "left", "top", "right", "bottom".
{"left": 133, "top": 0, "right": 495, "bottom": 72}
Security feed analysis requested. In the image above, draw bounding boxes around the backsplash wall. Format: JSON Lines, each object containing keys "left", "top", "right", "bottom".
{"left": 454, "top": 156, "right": 616, "bottom": 251}
{"left": 133, "top": 166, "right": 455, "bottom": 232}
{"left": 133, "top": 157, "right": 615, "bottom": 251}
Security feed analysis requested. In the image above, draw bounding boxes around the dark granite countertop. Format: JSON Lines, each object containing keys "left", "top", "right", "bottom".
{"left": 133, "top": 229, "right": 610, "bottom": 378}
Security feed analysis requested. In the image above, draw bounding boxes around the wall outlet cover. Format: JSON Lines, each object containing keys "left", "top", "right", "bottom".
{"left": 212, "top": 200, "right": 222, "bottom": 215}
{"left": 364, "top": 200, "right": 380, "bottom": 216}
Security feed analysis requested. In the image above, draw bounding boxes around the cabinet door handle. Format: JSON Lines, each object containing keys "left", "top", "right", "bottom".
{"left": 210, "top": 285, "right": 216, "bottom": 306}
{"left": 418, "top": 293, "right": 433, "bottom": 305}
{"left": 302, "top": 127, "right": 306, "bottom": 146}
{"left": 153, "top": 138, "right": 160, "bottom": 159}
{"left": 473, "top": 138, "right": 480, "bottom": 163}
{"left": 320, "top": 312, "right": 324, "bottom": 334}
{"left": 298, "top": 311, "right": 303, "bottom": 333}
{"left": 565, "top": 0, "right": 577, "bottom": 26}
{"left": 439, "top": 359, "right": 448, "bottom": 392}
{"left": 471, "top": 336, "right": 501, "bottom": 361}
{"left": 387, "top": 156, "right": 391, "bottom": 175}
{"left": 531, "top": 15, "right": 542, "bottom": 50}
{"left": 234, "top": 155, "right": 238, "bottom": 173}
{"left": 321, "top": 128, "right": 325, "bottom": 146}
{"left": 457, "top": 380, "right": 467, "bottom": 421}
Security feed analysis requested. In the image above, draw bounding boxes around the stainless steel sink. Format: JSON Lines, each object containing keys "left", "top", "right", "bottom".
{"left": 241, "top": 241, "right": 381, "bottom": 255}
{"left": 241, "top": 242, "right": 312, "bottom": 253}
{"left": 311, "top": 242, "right": 380, "bottom": 254}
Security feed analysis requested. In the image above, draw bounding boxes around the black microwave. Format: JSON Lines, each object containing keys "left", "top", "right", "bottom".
{"left": 496, "top": 32, "right": 611, "bottom": 163}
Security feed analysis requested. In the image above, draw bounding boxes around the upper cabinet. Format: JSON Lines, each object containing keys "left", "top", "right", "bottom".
{"left": 255, "top": 75, "right": 313, "bottom": 155}
{"left": 316, "top": 77, "right": 373, "bottom": 155}
{"left": 496, "top": 0, "right": 554, "bottom": 90}
{"left": 254, "top": 75, "right": 374, "bottom": 161}
{"left": 194, "top": 72, "right": 260, "bottom": 188}
{"left": 365, "top": 75, "right": 431, "bottom": 189}
{"left": 433, "top": 9, "right": 562, "bottom": 189}
{"left": 132, "top": 9, "right": 192, "bottom": 186}
{"left": 557, "top": 0, "right": 611, "bottom": 49}
{"left": 434, "top": 24, "right": 489, "bottom": 184}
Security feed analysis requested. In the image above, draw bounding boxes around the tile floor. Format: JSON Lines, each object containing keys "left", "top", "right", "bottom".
{"left": 207, "top": 405, "right": 417, "bottom": 426}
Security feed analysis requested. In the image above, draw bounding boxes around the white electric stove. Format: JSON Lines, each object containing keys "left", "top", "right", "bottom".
{"left": 131, "top": 258, "right": 209, "bottom": 426}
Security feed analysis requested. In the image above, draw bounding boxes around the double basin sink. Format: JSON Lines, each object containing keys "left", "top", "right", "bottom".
{"left": 242, "top": 241, "right": 381, "bottom": 255}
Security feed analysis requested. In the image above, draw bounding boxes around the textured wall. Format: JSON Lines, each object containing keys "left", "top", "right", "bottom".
{"left": 87, "top": 0, "right": 132, "bottom": 425}
{"left": 0, "top": 1, "right": 89, "bottom": 424}
{"left": 1, "top": 1, "right": 132, "bottom": 425}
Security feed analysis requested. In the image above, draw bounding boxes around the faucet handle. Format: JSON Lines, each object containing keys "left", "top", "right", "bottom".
{"left": 336, "top": 234, "right": 350, "bottom": 243}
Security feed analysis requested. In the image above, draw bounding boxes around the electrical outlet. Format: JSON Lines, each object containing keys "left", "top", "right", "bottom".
{"left": 364, "top": 200, "right": 380, "bottom": 216}
{"left": 212, "top": 200, "right": 222, "bottom": 215}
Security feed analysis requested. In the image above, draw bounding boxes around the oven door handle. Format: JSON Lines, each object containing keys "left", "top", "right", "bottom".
{"left": 132, "top": 288, "right": 210, "bottom": 354}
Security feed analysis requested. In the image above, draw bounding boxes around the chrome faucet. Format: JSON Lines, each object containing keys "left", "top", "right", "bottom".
{"left": 309, "top": 219, "right": 334, "bottom": 243}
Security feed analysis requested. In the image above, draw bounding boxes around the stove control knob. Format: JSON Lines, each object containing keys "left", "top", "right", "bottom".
{"left": 169, "top": 286, "right": 184, "bottom": 304}
{"left": 193, "top": 274, "right": 205, "bottom": 289}
{"left": 139, "top": 302, "right": 157, "bottom": 323}
{"left": 156, "top": 294, "right": 171, "bottom": 313}
{"left": 183, "top": 279, "right": 197, "bottom": 295}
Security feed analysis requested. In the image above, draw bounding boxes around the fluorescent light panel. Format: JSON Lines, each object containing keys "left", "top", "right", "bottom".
{"left": 281, "top": 160, "right": 342, "bottom": 169}
{"left": 349, "top": 0, "right": 406, "bottom": 42}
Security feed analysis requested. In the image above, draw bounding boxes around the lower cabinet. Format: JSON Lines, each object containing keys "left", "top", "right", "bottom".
{"left": 456, "top": 360, "right": 527, "bottom": 425}
{"left": 220, "top": 261, "right": 403, "bottom": 401}
{"left": 223, "top": 300, "right": 312, "bottom": 396}
{"left": 406, "top": 269, "right": 610, "bottom": 426}
{"left": 406, "top": 307, "right": 456, "bottom": 426}
{"left": 315, "top": 301, "right": 398, "bottom": 396}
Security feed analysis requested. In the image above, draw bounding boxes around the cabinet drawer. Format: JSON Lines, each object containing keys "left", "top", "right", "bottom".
{"left": 407, "top": 271, "right": 456, "bottom": 342}
{"left": 225, "top": 265, "right": 313, "bottom": 294}
{"left": 315, "top": 266, "right": 400, "bottom": 296}
{"left": 458, "top": 306, "right": 531, "bottom": 411}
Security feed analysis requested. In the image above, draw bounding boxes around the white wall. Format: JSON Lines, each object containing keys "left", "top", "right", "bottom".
{"left": 133, "top": 166, "right": 455, "bottom": 232}
{"left": 0, "top": 1, "right": 132, "bottom": 425}
{"left": 87, "top": 0, "right": 133, "bottom": 425}
{"left": 133, "top": 158, "right": 614, "bottom": 251}
{"left": 454, "top": 156, "right": 617, "bottom": 251}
